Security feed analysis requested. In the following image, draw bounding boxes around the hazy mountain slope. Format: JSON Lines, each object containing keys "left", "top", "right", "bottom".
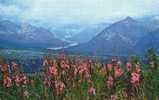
{"left": 0, "top": 20, "right": 66, "bottom": 49}
{"left": 136, "top": 28, "right": 159, "bottom": 53}
{"left": 66, "top": 17, "right": 152, "bottom": 56}
{"left": 69, "top": 23, "right": 109, "bottom": 43}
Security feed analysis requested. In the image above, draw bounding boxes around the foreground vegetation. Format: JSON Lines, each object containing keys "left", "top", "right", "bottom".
{"left": 0, "top": 48, "right": 159, "bottom": 100}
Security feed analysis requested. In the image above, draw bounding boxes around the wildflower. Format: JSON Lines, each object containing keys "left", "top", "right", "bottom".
{"left": 60, "top": 61, "right": 69, "bottom": 70}
{"left": 3, "top": 76, "right": 12, "bottom": 87}
{"left": 126, "top": 62, "right": 132, "bottom": 71}
{"left": 107, "top": 76, "right": 114, "bottom": 88}
{"left": 43, "top": 75, "right": 52, "bottom": 87}
{"left": 15, "top": 74, "right": 27, "bottom": 87}
{"left": 131, "top": 72, "right": 140, "bottom": 86}
{"left": 1, "top": 64, "right": 9, "bottom": 75}
{"left": 55, "top": 81, "right": 65, "bottom": 95}
{"left": 49, "top": 64, "right": 57, "bottom": 76}
{"left": 78, "top": 63, "right": 88, "bottom": 75}
{"left": 114, "top": 66, "right": 123, "bottom": 79}
{"left": 88, "top": 87, "right": 96, "bottom": 96}
{"left": 107, "top": 63, "right": 113, "bottom": 72}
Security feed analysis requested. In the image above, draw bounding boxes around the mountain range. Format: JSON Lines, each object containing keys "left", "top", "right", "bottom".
{"left": 68, "top": 23, "right": 109, "bottom": 43}
{"left": 0, "top": 20, "right": 66, "bottom": 49}
{"left": 65, "top": 17, "right": 159, "bottom": 56}
{"left": 51, "top": 23, "right": 109, "bottom": 44}
{"left": 1, "top": 16, "right": 159, "bottom": 56}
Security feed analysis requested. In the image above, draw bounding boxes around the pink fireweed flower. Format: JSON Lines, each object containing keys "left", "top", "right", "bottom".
{"left": 55, "top": 81, "right": 65, "bottom": 95}
{"left": 126, "top": 62, "right": 132, "bottom": 71}
{"left": 88, "top": 87, "right": 96, "bottom": 96}
{"left": 43, "top": 75, "right": 52, "bottom": 87}
{"left": 107, "top": 76, "right": 114, "bottom": 88}
{"left": 107, "top": 63, "right": 113, "bottom": 72}
{"left": 3, "top": 76, "right": 12, "bottom": 87}
{"left": 131, "top": 72, "right": 140, "bottom": 86}
{"left": 60, "top": 61, "right": 69, "bottom": 70}
{"left": 15, "top": 74, "right": 27, "bottom": 87}
{"left": 78, "top": 63, "right": 88, "bottom": 75}
{"left": 49, "top": 64, "right": 57, "bottom": 76}
{"left": 114, "top": 66, "right": 123, "bottom": 79}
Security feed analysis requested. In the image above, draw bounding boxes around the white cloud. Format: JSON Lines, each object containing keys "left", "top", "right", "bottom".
{"left": 0, "top": 4, "right": 21, "bottom": 17}
{"left": 1, "top": 0, "right": 159, "bottom": 24}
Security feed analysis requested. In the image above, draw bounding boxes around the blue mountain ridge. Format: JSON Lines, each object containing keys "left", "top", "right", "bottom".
{"left": 64, "top": 17, "right": 159, "bottom": 56}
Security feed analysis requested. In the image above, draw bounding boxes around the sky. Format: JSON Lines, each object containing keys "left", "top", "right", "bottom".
{"left": 0, "top": 0, "right": 159, "bottom": 25}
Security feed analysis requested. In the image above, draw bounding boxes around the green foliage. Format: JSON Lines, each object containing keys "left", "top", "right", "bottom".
{"left": 1, "top": 49, "right": 159, "bottom": 100}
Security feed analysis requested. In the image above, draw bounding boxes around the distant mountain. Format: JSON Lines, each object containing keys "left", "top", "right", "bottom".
{"left": 51, "top": 23, "right": 109, "bottom": 44}
{"left": 0, "top": 20, "right": 66, "bottom": 49}
{"left": 66, "top": 17, "right": 153, "bottom": 56}
{"left": 137, "top": 28, "right": 159, "bottom": 53}
{"left": 68, "top": 23, "right": 109, "bottom": 43}
{"left": 139, "top": 15, "right": 159, "bottom": 31}
{"left": 51, "top": 24, "right": 84, "bottom": 39}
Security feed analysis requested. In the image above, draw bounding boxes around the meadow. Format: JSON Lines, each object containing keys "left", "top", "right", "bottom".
{"left": 0, "top": 48, "right": 159, "bottom": 100}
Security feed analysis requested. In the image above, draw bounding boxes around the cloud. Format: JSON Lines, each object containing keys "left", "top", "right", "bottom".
{"left": 0, "top": 0, "right": 13, "bottom": 5}
{"left": 1, "top": 0, "right": 159, "bottom": 24}
{"left": 0, "top": 0, "right": 33, "bottom": 22}
{"left": 0, "top": 4, "right": 21, "bottom": 16}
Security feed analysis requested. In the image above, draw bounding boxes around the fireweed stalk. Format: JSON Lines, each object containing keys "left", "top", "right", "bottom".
{"left": 42, "top": 57, "right": 66, "bottom": 99}
{"left": 126, "top": 61, "right": 144, "bottom": 99}
{"left": 0, "top": 53, "right": 159, "bottom": 99}
{"left": 0, "top": 60, "right": 29, "bottom": 99}
{"left": 11, "top": 62, "right": 29, "bottom": 99}
{"left": 105, "top": 59, "right": 124, "bottom": 98}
